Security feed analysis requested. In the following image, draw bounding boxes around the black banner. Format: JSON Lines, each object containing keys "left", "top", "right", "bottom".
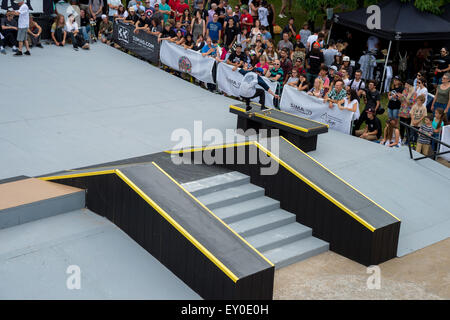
{"left": 113, "top": 21, "right": 160, "bottom": 64}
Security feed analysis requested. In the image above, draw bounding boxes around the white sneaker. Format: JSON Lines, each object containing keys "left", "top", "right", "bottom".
{"left": 12, "top": 46, "right": 18, "bottom": 52}
{"left": 278, "top": 14, "right": 285, "bottom": 18}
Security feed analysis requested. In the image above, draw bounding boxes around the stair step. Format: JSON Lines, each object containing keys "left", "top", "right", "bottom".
{"left": 182, "top": 172, "right": 250, "bottom": 197}
{"left": 262, "top": 237, "right": 329, "bottom": 269}
{"left": 246, "top": 223, "right": 312, "bottom": 252}
{"left": 229, "top": 209, "right": 295, "bottom": 237}
{"left": 213, "top": 196, "right": 280, "bottom": 223}
{"left": 197, "top": 183, "right": 265, "bottom": 210}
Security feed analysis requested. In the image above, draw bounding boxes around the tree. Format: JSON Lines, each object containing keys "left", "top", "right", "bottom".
{"left": 296, "top": 0, "right": 359, "bottom": 26}
{"left": 400, "top": 0, "right": 448, "bottom": 15}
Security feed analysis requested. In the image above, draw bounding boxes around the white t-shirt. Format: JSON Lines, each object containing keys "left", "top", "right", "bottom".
{"left": 344, "top": 98, "right": 360, "bottom": 120}
{"left": 18, "top": 4, "right": 29, "bottom": 29}
{"left": 415, "top": 87, "right": 428, "bottom": 100}
{"left": 150, "top": 0, "right": 161, "bottom": 7}
{"left": 65, "top": 21, "right": 79, "bottom": 33}
{"left": 258, "top": 7, "right": 269, "bottom": 27}
{"left": 108, "top": 0, "right": 122, "bottom": 17}
{"left": 349, "top": 79, "right": 365, "bottom": 91}
{"left": 307, "top": 34, "right": 317, "bottom": 50}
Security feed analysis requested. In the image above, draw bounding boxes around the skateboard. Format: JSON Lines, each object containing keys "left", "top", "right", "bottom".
{"left": 246, "top": 108, "right": 272, "bottom": 118}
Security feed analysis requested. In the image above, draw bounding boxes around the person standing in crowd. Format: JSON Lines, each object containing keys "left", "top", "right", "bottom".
{"left": 51, "top": 14, "right": 67, "bottom": 46}
{"left": 279, "top": 47, "right": 292, "bottom": 82}
{"left": 409, "top": 94, "right": 427, "bottom": 144}
{"left": 326, "top": 79, "right": 346, "bottom": 109}
{"left": 134, "top": 9, "right": 152, "bottom": 34}
{"left": 431, "top": 108, "right": 447, "bottom": 152}
{"left": 305, "top": 42, "right": 324, "bottom": 84}
{"left": 98, "top": 14, "right": 113, "bottom": 44}
{"left": 223, "top": 17, "right": 238, "bottom": 49}
{"left": 341, "top": 56, "right": 353, "bottom": 79}
{"left": 306, "top": 31, "right": 324, "bottom": 51}
{"left": 387, "top": 76, "right": 403, "bottom": 120}
{"left": 277, "top": 32, "right": 293, "bottom": 53}
{"left": 431, "top": 73, "right": 450, "bottom": 120}
{"left": 380, "top": 118, "right": 400, "bottom": 147}
{"left": 158, "top": 22, "right": 176, "bottom": 41}
{"left": 12, "top": 0, "right": 30, "bottom": 56}
{"left": 415, "top": 76, "right": 428, "bottom": 101}
{"left": 415, "top": 115, "right": 434, "bottom": 156}
{"left": 257, "top": 1, "right": 269, "bottom": 30}
{"left": 266, "top": 59, "right": 284, "bottom": 91}
{"left": 263, "top": 40, "right": 277, "bottom": 65}
{"left": 433, "top": 48, "right": 450, "bottom": 87}
{"left": 295, "top": 73, "right": 309, "bottom": 91}
{"left": 27, "top": 16, "right": 43, "bottom": 48}
{"left": 308, "top": 77, "right": 324, "bottom": 99}
{"left": 123, "top": 6, "right": 139, "bottom": 24}
{"left": 159, "top": 0, "right": 172, "bottom": 24}
{"left": 323, "top": 39, "right": 338, "bottom": 67}
{"left": 239, "top": 5, "right": 253, "bottom": 33}
{"left": 249, "top": 19, "right": 262, "bottom": 45}
{"left": 89, "top": 0, "right": 104, "bottom": 34}
{"left": 347, "top": 69, "right": 365, "bottom": 97}
{"left": 339, "top": 89, "right": 360, "bottom": 122}
{"left": 206, "top": 13, "right": 222, "bottom": 43}
{"left": 1, "top": 10, "right": 19, "bottom": 52}
{"left": 147, "top": 17, "right": 162, "bottom": 36}
{"left": 299, "top": 22, "right": 310, "bottom": 48}
{"left": 355, "top": 108, "right": 382, "bottom": 141}
{"left": 282, "top": 17, "right": 296, "bottom": 40}
{"left": 108, "top": 0, "right": 123, "bottom": 21}
{"left": 191, "top": 9, "right": 206, "bottom": 42}
{"left": 353, "top": 80, "right": 380, "bottom": 134}
{"left": 236, "top": 27, "right": 250, "bottom": 50}
{"left": 201, "top": 36, "right": 217, "bottom": 57}
{"left": 226, "top": 43, "right": 246, "bottom": 70}
{"left": 278, "top": 0, "right": 291, "bottom": 18}
{"left": 398, "top": 79, "right": 415, "bottom": 143}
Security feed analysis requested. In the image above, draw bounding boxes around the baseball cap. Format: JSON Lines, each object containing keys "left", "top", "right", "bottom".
{"left": 14, "top": 0, "right": 24, "bottom": 3}
{"left": 129, "top": 6, "right": 135, "bottom": 11}
{"left": 394, "top": 75, "right": 401, "bottom": 80}
{"left": 255, "top": 67, "right": 264, "bottom": 73}
{"left": 366, "top": 108, "right": 375, "bottom": 113}
{"left": 235, "top": 43, "right": 242, "bottom": 48}
{"left": 343, "top": 56, "right": 350, "bottom": 62}
{"left": 329, "top": 65, "right": 338, "bottom": 72}
{"left": 101, "top": 14, "right": 107, "bottom": 19}
{"left": 295, "top": 34, "right": 301, "bottom": 40}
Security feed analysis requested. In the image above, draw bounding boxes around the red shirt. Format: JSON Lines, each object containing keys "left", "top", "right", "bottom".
{"left": 175, "top": 3, "right": 189, "bottom": 21}
{"left": 240, "top": 13, "right": 253, "bottom": 33}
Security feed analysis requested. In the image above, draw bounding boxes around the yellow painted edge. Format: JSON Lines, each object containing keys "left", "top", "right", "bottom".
{"left": 280, "top": 137, "right": 401, "bottom": 222}
{"left": 115, "top": 169, "right": 240, "bottom": 283}
{"left": 152, "top": 162, "right": 275, "bottom": 268}
{"left": 39, "top": 170, "right": 117, "bottom": 181}
{"left": 165, "top": 141, "right": 254, "bottom": 154}
{"left": 254, "top": 142, "right": 376, "bottom": 232}
{"left": 230, "top": 105, "right": 310, "bottom": 133}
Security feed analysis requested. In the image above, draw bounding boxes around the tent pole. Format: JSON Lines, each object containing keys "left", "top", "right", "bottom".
{"left": 381, "top": 40, "right": 392, "bottom": 92}
{"left": 327, "top": 22, "right": 333, "bottom": 44}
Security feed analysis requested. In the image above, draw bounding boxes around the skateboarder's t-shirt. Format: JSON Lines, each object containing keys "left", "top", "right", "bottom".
{"left": 228, "top": 52, "right": 246, "bottom": 65}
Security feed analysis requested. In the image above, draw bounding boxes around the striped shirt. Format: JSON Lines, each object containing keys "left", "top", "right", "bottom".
{"left": 417, "top": 124, "right": 433, "bottom": 145}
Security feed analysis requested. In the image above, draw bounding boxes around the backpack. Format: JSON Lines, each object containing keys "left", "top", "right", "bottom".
{"left": 239, "top": 72, "right": 258, "bottom": 98}
{"left": 349, "top": 78, "right": 364, "bottom": 91}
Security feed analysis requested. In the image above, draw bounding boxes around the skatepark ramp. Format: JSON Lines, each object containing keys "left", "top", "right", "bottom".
{"left": 40, "top": 163, "right": 274, "bottom": 300}
{"left": 168, "top": 136, "right": 401, "bottom": 266}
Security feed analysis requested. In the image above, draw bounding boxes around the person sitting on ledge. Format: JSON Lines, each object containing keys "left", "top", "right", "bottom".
{"left": 98, "top": 14, "right": 113, "bottom": 44}
{"left": 51, "top": 14, "right": 67, "bottom": 47}
{"left": 27, "top": 16, "right": 43, "bottom": 48}
{"left": 355, "top": 108, "right": 382, "bottom": 141}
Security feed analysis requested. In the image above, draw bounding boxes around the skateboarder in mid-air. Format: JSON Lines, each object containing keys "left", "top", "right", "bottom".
{"left": 237, "top": 68, "right": 280, "bottom": 112}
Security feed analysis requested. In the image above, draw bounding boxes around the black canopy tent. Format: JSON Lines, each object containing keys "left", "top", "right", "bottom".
{"left": 332, "top": 0, "right": 450, "bottom": 88}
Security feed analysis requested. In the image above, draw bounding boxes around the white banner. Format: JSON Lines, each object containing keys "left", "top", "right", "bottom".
{"left": 280, "top": 85, "right": 354, "bottom": 134}
{"left": 216, "top": 63, "right": 278, "bottom": 108}
{"left": 160, "top": 41, "right": 215, "bottom": 84}
{"left": 439, "top": 125, "right": 450, "bottom": 161}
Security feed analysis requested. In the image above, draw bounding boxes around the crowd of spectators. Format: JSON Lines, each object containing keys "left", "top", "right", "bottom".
{"left": 1, "top": 0, "right": 449, "bottom": 157}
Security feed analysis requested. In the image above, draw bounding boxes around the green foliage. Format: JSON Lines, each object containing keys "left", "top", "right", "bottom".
{"left": 295, "top": 0, "right": 358, "bottom": 22}
{"left": 400, "top": 0, "right": 447, "bottom": 14}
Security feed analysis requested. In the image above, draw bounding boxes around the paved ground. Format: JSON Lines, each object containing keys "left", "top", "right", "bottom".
{"left": 274, "top": 238, "right": 450, "bottom": 300}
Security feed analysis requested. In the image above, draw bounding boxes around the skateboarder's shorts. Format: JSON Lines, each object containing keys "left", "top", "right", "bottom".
{"left": 17, "top": 28, "right": 27, "bottom": 42}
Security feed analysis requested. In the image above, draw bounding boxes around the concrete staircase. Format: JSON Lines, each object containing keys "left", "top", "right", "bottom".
{"left": 182, "top": 172, "right": 329, "bottom": 269}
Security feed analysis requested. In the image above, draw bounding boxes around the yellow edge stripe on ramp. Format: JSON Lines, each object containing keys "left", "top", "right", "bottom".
{"left": 39, "top": 169, "right": 240, "bottom": 283}
{"left": 152, "top": 161, "right": 274, "bottom": 268}
{"left": 230, "top": 104, "right": 325, "bottom": 133}
{"left": 280, "top": 137, "right": 401, "bottom": 222}
{"left": 254, "top": 141, "right": 377, "bottom": 232}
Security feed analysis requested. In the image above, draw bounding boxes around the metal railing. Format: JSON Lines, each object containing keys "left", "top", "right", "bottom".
{"left": 400, "top": 121, "right": 450, "bottom": 161}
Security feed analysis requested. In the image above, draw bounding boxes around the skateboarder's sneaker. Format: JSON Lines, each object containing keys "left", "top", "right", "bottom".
{"left": 14, "top": 51, "right": 23, "bottom": 56}
{"left": 24, "top": 51, "right": 30, "bottom": 55}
